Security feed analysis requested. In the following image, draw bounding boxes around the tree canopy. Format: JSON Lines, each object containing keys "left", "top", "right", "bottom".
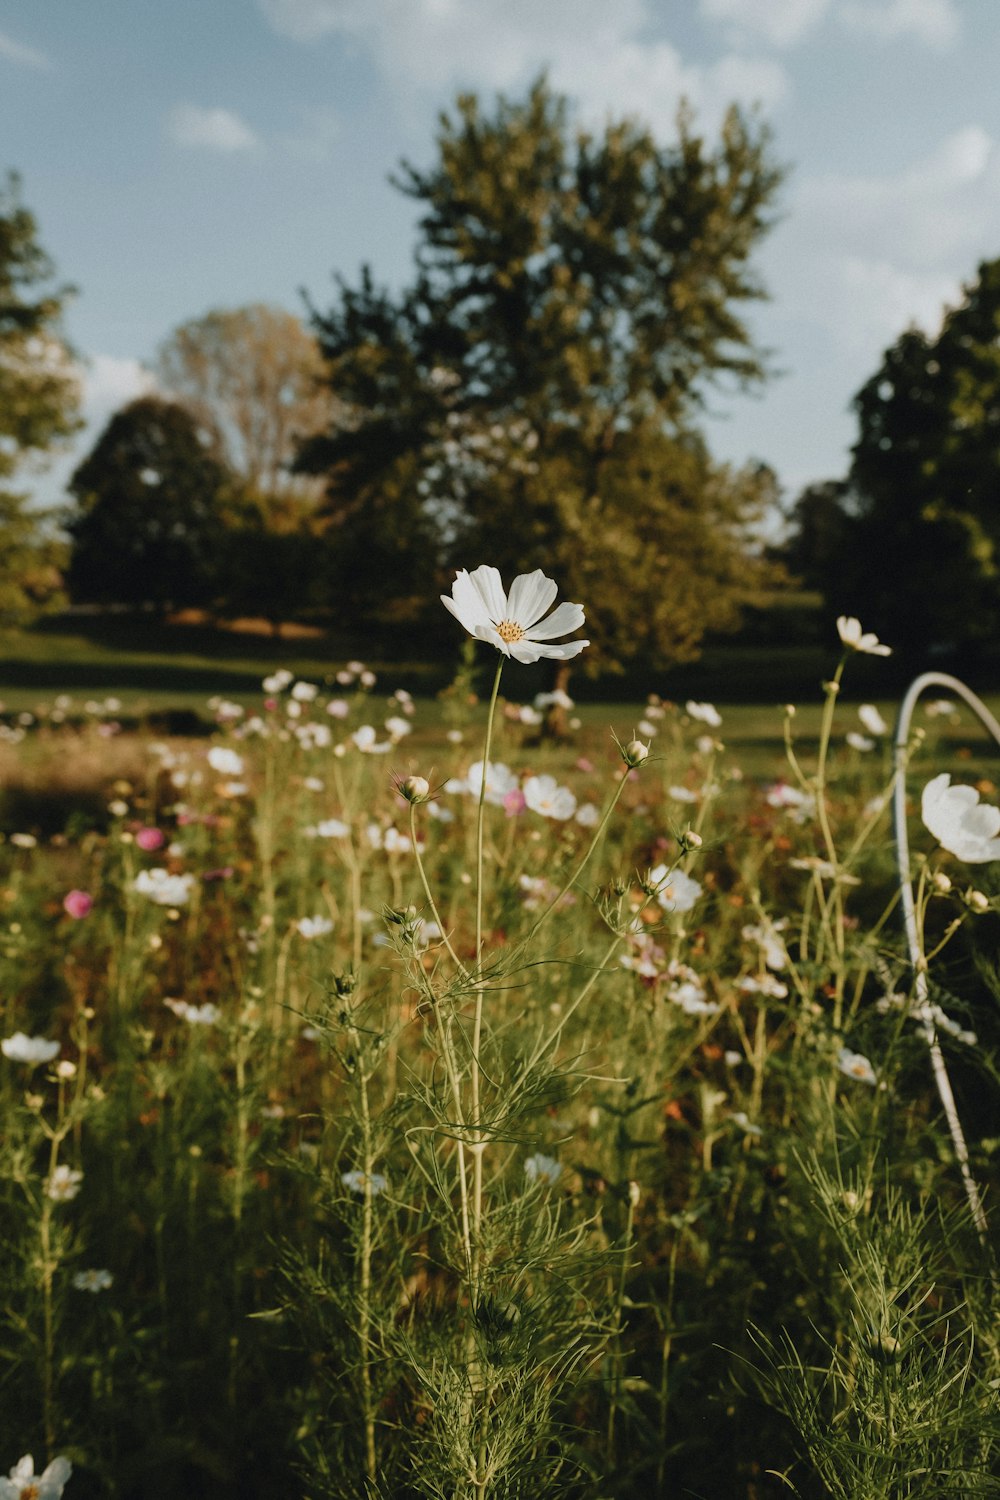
{"left": 807, "top": 257, "right": 1000, "bottom": 660}
{"left": 66, "top": 397, "right": 232, "bottom": 612}
{"left": 0, "top": 171, "right": 80, "bottom": 623}
{"left": 156, "top": 304, "right": 335, "bottom": 505}
{"left": 301, "top": 78, "right": 784, "bottom": 668}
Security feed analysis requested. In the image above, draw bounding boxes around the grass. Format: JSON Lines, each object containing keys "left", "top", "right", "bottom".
{"left": 0, "top": 635, "right": 998, "bottom": 1498}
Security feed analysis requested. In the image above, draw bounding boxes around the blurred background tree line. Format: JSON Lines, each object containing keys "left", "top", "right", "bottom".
{"left": 7, "top": 78, "right": 1000, "bottom": 673}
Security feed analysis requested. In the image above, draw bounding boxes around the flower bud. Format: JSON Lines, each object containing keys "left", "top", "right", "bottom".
{"left": 55, "top": 1059, "right": 77, "bottom": 1081}
{"left": 627, "top": 1180, "right": 641, "bottom": 1208}
{"left": 679, "top": 828, "right": 702, "bottom": 851}
{"left": 400, "top": 774, "right": 430, "bottom": 804}
{"left": 622, "top": 738, "right": 650, "bottom": 768}
{"left": 967, "top": 889, "right": 990, "bottom": 913}
{"left": 931, "top": 871, "right": 952, "bottom": 893}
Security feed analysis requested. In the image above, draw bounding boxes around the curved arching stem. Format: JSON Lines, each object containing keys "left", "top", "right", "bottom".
{"left": 892, "top": 671, "right": 998, "bottom": 1239}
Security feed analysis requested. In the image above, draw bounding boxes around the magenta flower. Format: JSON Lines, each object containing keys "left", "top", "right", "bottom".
{"left": 63, "top": 890, "right": 93, "bottom": 920}
{"left": 135, "top": 827, "right": 165, "bottom": 852}
{"left": 503, "top": 787, "right": 527, "bottom": 817}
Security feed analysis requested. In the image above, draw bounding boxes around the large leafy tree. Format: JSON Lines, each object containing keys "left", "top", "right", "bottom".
{"left": 66, "top": 397, "right": 232, "bottom": 612}
{"left": 156, "top": 304, "right": 335, "bottom": 503}
{"left": 301, "top": 79, "right": 784, "bottom": 667}
{"left": 834, "top": 258, "right": 1000, "bottom": 660}
{"left": 0, "top": 171, "right": 80, "bottom": 623}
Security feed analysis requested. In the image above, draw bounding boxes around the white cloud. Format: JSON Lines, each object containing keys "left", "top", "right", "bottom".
{"left": 167, "top": 104, "right": 259, "bottom": 153}
{"left": 797, "top": 126, "right": 997, "bottom": 266}
{"left": 0, "top": 28, "right": 51, "bottom": 68}
{"left": 699, "top": 0, "right": 831, "bottom": 50}
{"left": 258, "top": 0, "right": 788, "bottom": 133}
{"left": 838, "top": 0, "right": 960, "bottom": 49}
{"left": 756, "top": 125, "right": 1000, "bottom": 371}
{"left": 82, "top": 354, "right": 157, "bottom": 427}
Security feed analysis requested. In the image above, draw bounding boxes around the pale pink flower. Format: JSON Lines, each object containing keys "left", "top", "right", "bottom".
{"left": 63, "top": 889, "right": 93, "bottom": 919}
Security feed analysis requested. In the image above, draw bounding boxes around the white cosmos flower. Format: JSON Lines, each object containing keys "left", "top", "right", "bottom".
{"left": 522, "top": 773, "right": 577, "bottom": 821}
{"left": 836, "top": 615, "right": 892, "bottom": 656}
{"left": 465, "top": 760, "right": 520, "bottom": 806}
{"left": 46, "top": 1165, "right": 83, "bottom": 1202}
{"left": 341, "top": 1169, "right": 388, "bottom": 1196}
{"left": 441, "top": 566, "right": 588, "bottom": 663}
{"left": 837, "top": 1046, "right": 877, "bottom": 1086}
{"left": 305, "top": 818, "right": 350, "bottom": 839}
{"left": 297, "top": 915, "right": 334, "bottom": 939}
{"left": 207, "top": 746, "right": 244, "bottom": 776}
{"left": 0, "top": 1454, "right": 72, "bottom": 1500}
{"left": 858, "top": 703, "right": 888, "bottom": 736}
{"left": 685, "top": 700, "right": 722, "bottom": 728}
{"left": 649, "top": 864, "right": 703, "bottom": 914}
{"left": 922, "top": 773, "right": 1000, "bottom": 863}
{"left": 523, "top": 1153, "right": 561, "bottom": 1185}
{"left": 72, "top": 1268, "right": 113, "bottom": 1293}
{"left": 133, "top": 869, "right": 195, "bottom": 906}
{"left": 2, "top": 1033, "right": 60, "bottom": 1064}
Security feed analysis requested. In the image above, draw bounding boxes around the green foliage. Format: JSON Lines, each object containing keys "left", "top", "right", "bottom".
{"left": 65, "top": 397, "right": 233, "bottom": 612}
{"left": 302, "top": 79, "right": 784, "bottom": 663}
{"left": 0, "top": 171, "right": 80, "bottom": 626}
{"left": 816, "top": 258, "right": 1000, "bottom": 659}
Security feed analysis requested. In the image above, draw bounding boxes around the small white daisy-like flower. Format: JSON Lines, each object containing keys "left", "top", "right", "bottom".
{"left": 296, "top": 915, "right": 334, "bottom": 939}
{"left": 207, "top": 746, "right": 244, "bottom": 776}
{"left": 685, "top": 701, "right": 722, "bottom": 728}
{"left": 0, "top": 1453, "right": 72, "bottom": 1499}
{"left": 72, "top": 1268, "right": 113, "bottom": 1293}
{"left": 836, "top": 616, "right": 892, "bottom": 656}
{"left": 649, "top": 864, "right": 703, "bottom": 914}
{"left": 837, "top": 1046, "right": 877, "bottom": 1087}
{"left": 441, "top": 566, "right": 588, "bottom": 664}
{"left": 2, "top": 1034, "right": 60, "bottom": 1065}
{"left": 522, "top": 773, "right": 577, "bottom": 821}
{"left": 523, "top": 1153, "right": 561, "bottom": 1186}
{"left": 341, "top": 1169, "right": 387, "bottom": 1196}
{"left": 46, "top": 1165, "right": 83, "bottom": 1202}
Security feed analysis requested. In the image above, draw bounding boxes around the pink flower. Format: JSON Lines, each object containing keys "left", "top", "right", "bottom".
{"left": 135, "top": 827, "right": 165, "bottom": 852}
{"left": 63, "top": 890, "right": 93, "bottom": 920}
{"left": 503, "top": 787, "right": 527, "bottom": 817}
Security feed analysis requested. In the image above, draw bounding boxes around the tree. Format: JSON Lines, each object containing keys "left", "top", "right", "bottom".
{"left": 836, "top": 258, "right": 1000, "bottom": 660}
{"left": 66, "top": 397, "right": 232, "bottom": 612}
{"left": 301, "top": 78, "right": 784, "bottom": 666}
{"left": 156, "top": 305, "right": 335, "bottom": 502}
{"left": 780, "top": 479, "right": 855, "bottom": 593}
{"left": 0, "top": 171, "right": 80, "bottom": 623}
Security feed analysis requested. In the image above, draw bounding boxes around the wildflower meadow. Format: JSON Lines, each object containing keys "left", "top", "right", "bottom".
{"left": 1, "top": 571, "right": 999, "bottom": 1500}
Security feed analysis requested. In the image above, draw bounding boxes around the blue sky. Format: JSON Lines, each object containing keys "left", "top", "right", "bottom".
{"left": 5, "top": 0, "right": 1000, "bottom": 517}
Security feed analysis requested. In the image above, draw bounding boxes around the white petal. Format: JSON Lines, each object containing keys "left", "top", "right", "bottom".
{"left": 515, "top": 636, "right": 587, "bottom": 660}
{"left": 507, "top": 570, "right": 558, "bottom": 628}
{"left": 467, "top": 565, "right": 507, "bottom": 624}
{"left": 522, "top": 601, "right": 585, "bottom": 641}
{"left": 473, "top": 623, "right": 511, "bottom": 656}
{"left": 41, "top": 1457, "right": 72, "bottom": 1487}
{"left": 442, "top": 571, "right": 494, "bottom": 635}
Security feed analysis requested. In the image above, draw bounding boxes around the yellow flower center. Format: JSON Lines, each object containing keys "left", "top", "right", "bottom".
{"left": 496, "top": 619, "right": 526, "bottom": 643}
{"left": 22, "top": 1485, "right": 40, "bottom": 1500}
